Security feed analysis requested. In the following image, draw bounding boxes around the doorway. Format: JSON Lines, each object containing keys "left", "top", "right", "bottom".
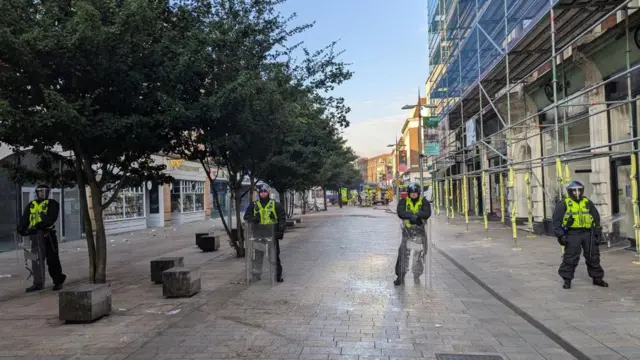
{"left": 21, "top": 187, "right": 62, "bottom": 237}
{"left": 611, "top": 157, "right": 635, "bottom": 248}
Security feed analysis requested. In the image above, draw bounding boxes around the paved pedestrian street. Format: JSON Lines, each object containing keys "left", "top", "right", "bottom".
{"left": 0, "top": 206, "right": 637, "bottom": 359}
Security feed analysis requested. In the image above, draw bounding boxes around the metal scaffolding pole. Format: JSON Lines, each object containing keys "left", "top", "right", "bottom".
{"left": 625, "top": 7, "right": 640, "bottom": 263}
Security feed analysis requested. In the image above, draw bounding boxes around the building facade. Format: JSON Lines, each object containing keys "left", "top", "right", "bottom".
{"left": 0, "top": 147, "right": 227, "bottom": 252}
{"left": 426, "top": 0, "right": 640, "bottom": 248}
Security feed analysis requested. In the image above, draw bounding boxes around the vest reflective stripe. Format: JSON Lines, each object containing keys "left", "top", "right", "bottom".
{"left": 29, "top": 200, "right": 53, "bottom": 229}
{"left": 253, "top": 200, "right": 277, "bottom": 225}
{"left": 403, "top": 197, "right": 422, "bottom": 228}
{"left": 562, "top": 197, "right": 593, "bottom": 229}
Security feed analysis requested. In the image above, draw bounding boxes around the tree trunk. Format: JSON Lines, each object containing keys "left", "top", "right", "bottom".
{"left": 73, "top": 155, "right": 96, "bottom": 282}
{"left": 322, "top": 187, "right": 327, "bottom": 211}
{"left": 234, "top": 187, "right": 244, "bottom": 257}
{"left": 278, "top": 188, "right": 286, "bottom": 217}
{"left": 249, "top": 175, "right": 255, "bottom": 202}
{"left": 88, "top": 181, "right": 107, "bottom": 283}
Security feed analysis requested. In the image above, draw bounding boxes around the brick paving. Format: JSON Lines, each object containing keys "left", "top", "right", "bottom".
{"left": 433, "top": 214, "right": 640, "bottom": 360}
{"left": 0, "top": 205, "right": 633, "bottom": 359}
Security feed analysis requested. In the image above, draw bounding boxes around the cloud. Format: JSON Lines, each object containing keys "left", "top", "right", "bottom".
{"left": 363, "top": 100, "right": 374, "bottom": 104}
{"left": 342, "top": 115, "right": 405, "bottom": 158}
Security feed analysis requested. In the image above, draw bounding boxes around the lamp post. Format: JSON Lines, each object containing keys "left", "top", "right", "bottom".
{"left": 401, "top": 98, "right": 437, "bottom": 195}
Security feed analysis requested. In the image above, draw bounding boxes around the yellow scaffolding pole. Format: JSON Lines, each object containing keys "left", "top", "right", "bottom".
{"left": 463, "top": 175, "right": 469, "bottom": 231}
{"left": 525, "top": 171, "right": 536, "bottom": 238}
{"left": 499, "top": 173, "right": 505, "bottom": 223}
{"left": 482, "top": 171, "right": 489, "bottom": 233}
{"left": 632, "top": 154, "right": 640, "bottom": 264}
{"left": 449, "top": 177, "right": 455, "bottom": 219}
{"left": 509, "top": 167, "right": 519, "bottom": 250}
{"left": 457, "top": 179, "right": 461, "bottom": 214}
{"left": 445, "top": 179, "right": 450, "bottom": 220}
{"left": 473, "top": 176, "right": 479, "bottom": 217}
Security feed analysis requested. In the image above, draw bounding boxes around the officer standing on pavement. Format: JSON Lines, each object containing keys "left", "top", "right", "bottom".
{"left": 16, "top": 184, "right": 67, "bottom": 292}
{"left": 552, "top": 180, "right": 608, "bottom": 289}
{"left": 244, "top": 184, "right": 286, "bottom": 282}
{"left": 394, "top": 182, "right": 431, "bottom": 285}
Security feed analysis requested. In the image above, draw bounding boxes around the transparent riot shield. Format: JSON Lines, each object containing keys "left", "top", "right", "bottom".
{"left": 22, "top": 232, "right": 46, "bottom": 286}
{"left": 399, "top": 222, "right": 427, "bottom": 285}
{"left": 245, "top": 222, "right": 277, "bottom": 285}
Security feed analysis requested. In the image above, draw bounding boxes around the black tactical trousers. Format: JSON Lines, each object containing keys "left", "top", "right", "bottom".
{"left": 558, "top": 230, "right": 604, "bottom": 280}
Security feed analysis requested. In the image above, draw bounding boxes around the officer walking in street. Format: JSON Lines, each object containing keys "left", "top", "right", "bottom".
{"left": 16, "top": 184, "right": 67, "bottom": 292}
{"left": 552, "top": 180, "right": 608, "bottom": 289}
{"left": 244, "top": 184, "right": 286, "bottom": 282}
{"left": 394, "top": 182, "right": 431, "bottom": 285}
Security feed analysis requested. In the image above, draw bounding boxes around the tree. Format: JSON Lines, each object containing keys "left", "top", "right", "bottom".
{"left": 174, "top": 0, "right": 352, "bottom": 255}
{"left": 0, "top": 0, "right": 209, "bottom": 283}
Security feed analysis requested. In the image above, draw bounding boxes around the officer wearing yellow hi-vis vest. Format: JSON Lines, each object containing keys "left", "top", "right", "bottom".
{"left": 244, "top": 184, "right": 286, "bottom": 282}
{"left": 394, "top": 182, "right": 431, "bottom": 285}
{"left": 552, "top": 180, "right": 607, "bottom": 289}
{"left": 16, "top": 184, "right": 67, "bottom": 292}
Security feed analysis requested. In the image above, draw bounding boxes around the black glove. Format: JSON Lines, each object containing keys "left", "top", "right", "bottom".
{"left": 250, "top": 215, "right": 261, "bottom": 224}
{"left": 409, "top": 215, "right": 418, "bottom": 224}
{"left": 277, "top": 232, "right": 284, "bottom": 240}
{"left": 557, "top": 236, "right": 567, "bottom": 246}
{"left": 415, "top": 217, "right": 424, "bottom": 226}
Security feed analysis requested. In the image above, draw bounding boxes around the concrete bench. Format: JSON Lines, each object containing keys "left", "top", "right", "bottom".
{"left": 286, "top": 219, "right": 295, "bottom": 228}
{"left": 162, "top": 267, "right": 201, "bottom": 298}
{"left": 150, "top": 257, "right": 184, "bottom": 284}
{"left": 293, "top": 217, "right": 302, "bottom": 224}
{"left": 196, "top": 234, "right": 219, "bottom": 252}
{"left": 58, "top": 283, "right": 112, "bottom": 323}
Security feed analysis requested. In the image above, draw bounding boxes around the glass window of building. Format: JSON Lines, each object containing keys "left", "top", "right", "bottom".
{"left": 171, "top": 180, "right": 205, "bottom": 213}
{"left": 103, "top": 187, "right": 145, "bottom": 221}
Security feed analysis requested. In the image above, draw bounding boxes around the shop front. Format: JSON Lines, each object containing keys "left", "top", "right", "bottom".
{"left": 165, "top": 158, "right": 210, "bottom": 226}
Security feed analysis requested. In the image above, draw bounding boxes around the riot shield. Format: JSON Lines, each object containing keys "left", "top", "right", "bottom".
{"left": 398, "top": 221, "right": 427, "bottom": 285}
{"left": 22, "top": 232, "right": 46, "bottom": 286}
{"left": 245, "top": 222, "right": 277, "bottom": 285}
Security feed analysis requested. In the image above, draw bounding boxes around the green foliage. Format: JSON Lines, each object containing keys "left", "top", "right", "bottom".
{"left": 0, "top": 0, "right": 212, "bottom": 282}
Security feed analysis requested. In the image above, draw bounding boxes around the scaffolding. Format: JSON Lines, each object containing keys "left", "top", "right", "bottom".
{"left": 426, "top": 0, "right": 640, "bottom": 261}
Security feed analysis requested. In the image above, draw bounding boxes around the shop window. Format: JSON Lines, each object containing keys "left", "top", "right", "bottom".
{"left": 103, "top": 187, "right": 145, "bottom": 221}
{"left": 171, "top": 180, "right": 205, "bottom": 213}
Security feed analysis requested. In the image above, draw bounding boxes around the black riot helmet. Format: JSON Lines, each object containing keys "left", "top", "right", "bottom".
{"left": 566, "top": 180, "right": 584, "bottom": 200}
{"left": 35, "top": 184, "right": 51, "bottom": 200}
{"left": 407, "top": 182, "right": 421, "bottom": 199}
{"left": 257, "top": 183, "right": 270, "bottom": 200}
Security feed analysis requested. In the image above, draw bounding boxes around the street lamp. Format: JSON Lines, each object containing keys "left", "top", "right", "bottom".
{"left": 401, "top": 99, "right": 437, "bottom": 193}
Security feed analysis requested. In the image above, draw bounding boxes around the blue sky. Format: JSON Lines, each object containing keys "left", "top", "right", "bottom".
{"left": 278, "top": 0, "right": 430, "bottom": 158}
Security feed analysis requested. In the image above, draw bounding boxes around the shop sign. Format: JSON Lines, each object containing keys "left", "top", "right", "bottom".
{"left": 209, "top": 167, "right": 228, "bottom": 181}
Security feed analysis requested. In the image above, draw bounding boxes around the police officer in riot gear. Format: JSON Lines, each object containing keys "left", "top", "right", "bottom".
{"left": 394, "top": 182, "right": 431, "bottom": 285}
{"left": 552, "top": 180, "right": 608, "bottom": 289}
{"left": 244, "top": 184, "right": 286, "bottom": 282}
{"left": 17, "top": 184, "right": 67, "bottom": 292}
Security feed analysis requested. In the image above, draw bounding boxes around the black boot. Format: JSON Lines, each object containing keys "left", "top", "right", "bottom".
{"left": 277, "top": 276, "right": 283, "bottom": 283}
{"left": 562, "top": 279, "right": 571, "bottom": 289}
{"left": 393, "top": 274, "right": 405, "bottom": 286}
{"left": 593, "top": 278, "right": 609, "bottom": 287}
{"left": 26, "top": 284, "right": 43, "bottom": 293}
{"left": 52, "top": 274, "right": 67, "bottom": 291}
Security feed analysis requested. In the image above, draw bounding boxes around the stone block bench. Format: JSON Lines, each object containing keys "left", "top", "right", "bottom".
{"left": 59, "top": 283, "right": 112, "bottom": 323}
{"left": 286, "top": 219, "right": 295, "bottom": 228}
{"left": 293, "top": 217, "right": 302, "bottom": 224}
{"left": 162, "top": 267, "right": 201, "bottom": 298}
{"left": 195, "top": 233, "right": 219, "bottom": 252}
{"left": 150, "top": 257, "right": 184, "bottom": 284}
